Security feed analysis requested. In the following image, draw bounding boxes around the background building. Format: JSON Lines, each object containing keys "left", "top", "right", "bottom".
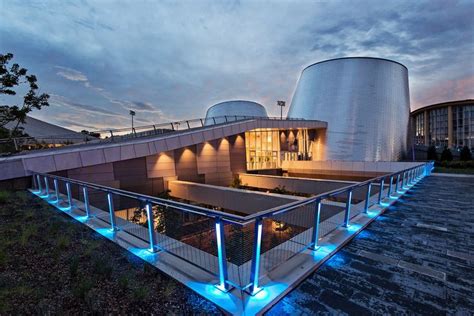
{"left": 204, "top": 100, "right": 267, "bottom": 125}
{"left": 411, "top": 99, "right": 474, "bottom": 149}
{"left": 287, "top": 57, "right": 410, "bottom": 161}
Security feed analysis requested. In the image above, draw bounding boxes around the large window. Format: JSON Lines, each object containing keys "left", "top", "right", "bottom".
{"left": 245, "top": 129, "right": 280, "bottom": 170}
{"left": 453, "top": 104, "right": 474, "bottom": 149}
{"left": 415, "top": 112, "right": 424, "bottom": 145}
{"left": 428, "top": 108, "right": 448, "bottom": 147}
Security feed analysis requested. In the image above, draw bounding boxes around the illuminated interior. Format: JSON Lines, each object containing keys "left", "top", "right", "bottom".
{"left": 245, "top": 128, "right": 320, "bottom": 170}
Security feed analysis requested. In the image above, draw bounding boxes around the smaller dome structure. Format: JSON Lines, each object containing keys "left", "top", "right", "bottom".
{"left": 204, "top": 100, "right": 267, "bottom": 125}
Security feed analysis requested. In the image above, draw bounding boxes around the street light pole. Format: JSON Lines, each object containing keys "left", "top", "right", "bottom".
{"left": 130, "top": 110, "right": 136, "bottom": 131}
{"left": 277, "top": 101, "right": 286, "bottom": 120}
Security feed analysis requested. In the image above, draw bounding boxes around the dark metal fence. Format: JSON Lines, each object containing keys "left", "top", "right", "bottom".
{"left": 1, "top": 115, "right": 308, "bottom": 155}
{"left": 30, "top": 161, "right": 433, "bottom": 295}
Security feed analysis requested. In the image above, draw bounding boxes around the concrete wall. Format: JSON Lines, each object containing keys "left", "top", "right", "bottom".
{"left": 42, "top": 138, "right": 246, "bottom": 199}
{"left": 168, "top": 180, "right": 302, "bottom": 215}
{"left": 238, "top": 173, "right": 381, "bottom": 201}
{"left": 282, "top": 160, "right": 423, "bottom": 178}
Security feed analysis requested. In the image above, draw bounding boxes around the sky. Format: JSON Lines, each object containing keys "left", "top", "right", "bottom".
{"left": 1, "top": 0, "right": 473, "bottom": 131}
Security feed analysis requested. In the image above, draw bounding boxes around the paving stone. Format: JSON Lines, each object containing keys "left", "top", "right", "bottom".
{"left": 268, "top": 176, "right": 474, "bottom": 315}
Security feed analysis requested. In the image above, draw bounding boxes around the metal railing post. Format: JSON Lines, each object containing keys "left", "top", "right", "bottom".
{"left": 378, "top": 178, "right": 385, "bottom": 205}
{"left": 402, "top": 172, "right": 406, "bottom": 188}
{"left": 224, "top": 115, "right": 228, "bottom": 122}
{"left": 343, "top": 189, "right": 353, "bottom": 227}
{"left": 107, "top": 193, "right": 118, "bottom": 231}
{"left": 364, "top": 182, "right": 372, "bottom": 213}
{"left": 54, "top": 179, "right": 59, "bottom": 203}
{"left": 83, "top": 186, "right": 90, "bottom": 218}
{"left": 186, "top": 121, "right": 190, "bottom": 129}
{"left": 215, "top": 217, "right": 229, "bottom": 291}
{"left": 212, "top": 117, "right": 216, "bottom": 125}
{"left": 395, "top": 174, "right": 400, "bottom": 193}
{"left": 152, "top": 125, "right": 157, "bottom": 135}
{"left": 44, "top": 176, "right": 50, "bottom": 197}
{"left": 32, "top": 174, "right": 37, "bottom": 191}
{"left": 200, "top": 119, "right": 204, "bottom": 126}
{"left": 249, "top": 217, "right": 263, "bottom": 294}
{"left": 170, "top": 123, "right": 175, "bottom": 131}
{"left": 387, "top": 176, "right": 393, "bottom": 198}
{"left": 36, "top": 174, "right": 42, "bottom": 194}
{"left": 65, "top": 182, "right": 73, "bottom": 209}
{"left": 311, "top": 199, "right": 322, "bottom": 249}
{"left": 146, "top": 203, "right": 159, "bottom": 252}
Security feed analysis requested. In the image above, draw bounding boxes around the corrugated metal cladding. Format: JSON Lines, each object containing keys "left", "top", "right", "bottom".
{"left": 288, "top": 57, "right": 410, "bottom": 161}
{"left": 204, "top": 100, "right": 267, "bottom": 125}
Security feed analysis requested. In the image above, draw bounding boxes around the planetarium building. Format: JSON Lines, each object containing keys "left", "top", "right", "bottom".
{"left": 287, "top": 57, "right": 410, "bottom": 161}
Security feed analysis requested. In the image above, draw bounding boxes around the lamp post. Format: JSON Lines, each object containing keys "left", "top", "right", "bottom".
{"left": 130, "top": 110, "right": 136, "bottom": 131}
{"left": 277, "top": 101, "right": 286, "bottom": 120}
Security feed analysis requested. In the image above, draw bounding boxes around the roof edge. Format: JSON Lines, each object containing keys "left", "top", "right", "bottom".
{"left": 302, "top": 57, "right": 408, "bottom": 73}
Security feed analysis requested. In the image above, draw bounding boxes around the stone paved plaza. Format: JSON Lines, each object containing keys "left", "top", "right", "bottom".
{"left": 268, "top": 175, "right": 474, "bottom": 315}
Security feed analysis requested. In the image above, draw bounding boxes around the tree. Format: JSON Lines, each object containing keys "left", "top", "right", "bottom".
{"left": 427, "top": 145, "right": 437, "bottom": 161}
{"left": 0, "top": 53, "right": 50, "bottom": 138}
{"left": 440, "top": 147, "right": 453, "bottom": 161}
{"left": 460, "top": 145, "right": 472, "bottom": 161}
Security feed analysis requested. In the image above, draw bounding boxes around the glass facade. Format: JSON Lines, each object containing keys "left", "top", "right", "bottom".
{"left": 412, "top": 102, "right": 474, "bottom": 149}
{"left": 245, "top": 128, "right": 314, "bottom": 170}
{"left": 415, "top": 112, "right": 424, "bottom": 145}
{"left": 428, "top": 108, "right": 448, "bottom": 147}
{"left": 453, "top": 105, "right": 474, "bottom": 149}
{"left": 245, "top": 129, "right": 280, "bottom": 170}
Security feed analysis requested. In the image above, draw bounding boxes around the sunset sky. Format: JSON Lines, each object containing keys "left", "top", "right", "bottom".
{"left": 1, "top": 0, "right": 473, "bottom": 131}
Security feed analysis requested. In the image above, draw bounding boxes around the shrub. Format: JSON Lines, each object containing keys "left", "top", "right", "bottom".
{"left": 440, "top": 147, "right": 453, "bottom": 161}
{"left": 69, "top": 256, "right": 80, "bottom": 278}
{"left": 426, "top": 145, "right": 437, "bottom": 161}
{"left": 73, "top": 278, "right": 94, "bottom": 300}
{"left": 460, "top": 146, "right": 472, "bottom": 161}
{"left": 0, "top": 191, "right": 10, "bottom": 204}
{"left": 229, "top": 175, "right": 242, "bottom": 188}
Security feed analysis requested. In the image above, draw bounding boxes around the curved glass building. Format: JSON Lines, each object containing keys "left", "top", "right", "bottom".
{"left": 204, "top": 100, "right": 267, "bottom": 125}
{"left": 411, "top": 99, "right": 474, "bottom": 149}
{"left": 287, "top": 57, "right": 410, "bottom": 161}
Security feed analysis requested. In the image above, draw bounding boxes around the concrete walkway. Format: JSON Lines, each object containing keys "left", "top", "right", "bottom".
{"left": 267, "top": 176, "right": 474, "bottom": 315}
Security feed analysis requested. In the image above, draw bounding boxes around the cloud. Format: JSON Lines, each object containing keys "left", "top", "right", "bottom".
{"left": 0, "top": 0, "right": 472, "bottom": 129}
{"left": 55, "top": 66, "right": 88, "bottom": 82}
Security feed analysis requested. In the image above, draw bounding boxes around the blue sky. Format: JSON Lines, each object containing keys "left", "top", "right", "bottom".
{"left": 1, "top": 0, "right": 473, "bottom": 131}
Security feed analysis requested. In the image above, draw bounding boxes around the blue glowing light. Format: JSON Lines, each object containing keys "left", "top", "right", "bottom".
{"left": 75, "top": 215, "right": 89, "bottom": 223}
{"left": 96, "top": 227, "right": 115, "bottom": 239}
{"left": 215, "top": 221, "right": 226, "bottom": 289}
{"left": 366, "top": 210, "right": 379, "bottom": 218}
{"left": 252, "top": 222, "right": 263, "bottom": 293}
{"left": 380, "top": 201, "right": 390, "bottom": 207}
{"left": 326, "top": 253, "right": 347, "bottom": 268}
{"left": 128, "top": 247, "right": 158, "bottom": 263}
{"left": 57, "top": 205, "right": 71, "bottom": 212}
{"left": 356, "top": 230, "right": 373, "bottom": 239}
{"left": 346, "top": 223, "right": 362, "bottom": 232}
{"left": 253, "top": 287, "right": 269, "bottom": 300}
{"left": 318, "top": 243, "right": 338, "bottom": 254}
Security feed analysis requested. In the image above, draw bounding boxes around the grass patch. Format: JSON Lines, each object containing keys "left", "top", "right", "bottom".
{"left": 0, "top": 190, "right": 221, "bottom": 314}
{"left": 0, "top": 191, "right": 10, "bottom": 204}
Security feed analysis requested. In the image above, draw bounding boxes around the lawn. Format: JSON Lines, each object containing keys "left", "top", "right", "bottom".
{"left": 0, "top": 190, "right": 221, "bottom": 314}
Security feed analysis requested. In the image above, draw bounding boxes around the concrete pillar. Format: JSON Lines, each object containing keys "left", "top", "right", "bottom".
{"left": 447, "top": 106, "right": 453, "bottom": 148}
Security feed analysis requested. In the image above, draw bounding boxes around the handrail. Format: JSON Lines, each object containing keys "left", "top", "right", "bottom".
{"left": 238, "top": 161, "right": 432, "bottom": 221}
{"left": 31, "top": 171, "right": 246, "bottom": 224}
{"left": 31, "top": 161, "right": 433, "bottom": 226}
{"left": 0, "top": 115, "right": 309, "bottom": 143}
